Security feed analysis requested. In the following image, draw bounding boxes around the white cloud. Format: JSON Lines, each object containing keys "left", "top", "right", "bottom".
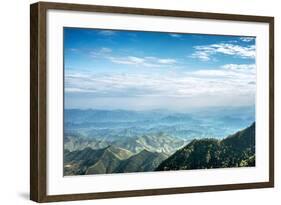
{"left": 100, "top": 47, "right": 112, "bottom": 53}
{"left": 240, "top": 37, "right": 255, "bottom": 42}
{"left": 69, "top": 48, "right": 79, "bottom": 52}
{"left": 191, "top": 51, "right": 211, "bottom": 61}
{"left": 65, "top": 63, "right": 255, "bottom": 108}
{"left": 191, "top": 43, "right": 256, "bottom": 61}
{"left": 192, "top": 64, "right": 255, "bottom": 83}
{"left": 169, "top": 34, "right": 182, "bottom": 38}
{"left": 89, "top": 47, "right": 177, "bottom": 68}
{"left": 98, "top": 30, "right": 116, "bottom": 36}
{"left": 221, "top": 64, "right": 255, "bottom": 72}
{"left": 107, "top": 56, "right": 177, "bottom": 68}
{"left": 108, "top": 56, "right": 144, "bottom": 65}
{"left": 90, "top": 47, "right": 112, "bottom": 58}
{"left": 157, "top": 58, "right": 177, "bottom": 64}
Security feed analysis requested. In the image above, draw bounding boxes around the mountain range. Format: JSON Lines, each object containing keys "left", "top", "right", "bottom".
{"left": 64, "top": 107, "right": 255, "bottom": 140}
{"left": 64, "top": 122, "right": 255, "bottom": 175}
{"left": 156, "top": 122, "right": 255, "bottom": 171}
{"left": 64, "top": 146, "right": 167, "bottom": 175}
{"left": 65, "top": 132, "right": 187, "bottom": 155}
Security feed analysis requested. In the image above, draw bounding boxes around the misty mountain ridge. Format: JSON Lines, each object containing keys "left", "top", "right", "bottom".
{"left": 65, "top": 132, "right": 187, "bottom": 155}
{"left": 63, "top": 108, "right": 255, "bottom": 175}
{"left": 64, "top": 122, "right": 255, "bottom": 175}
{"left": 65, "top": 107, "right": 254, "bottom": 140}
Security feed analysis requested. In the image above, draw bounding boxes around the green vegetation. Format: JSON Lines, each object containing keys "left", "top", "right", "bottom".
{"left": 115, "top": 149, "right": 167, "bottom": 173}
{"left": 156, "top": 122, "right": 255, "bottom": 171}
{"left": 64, "top": 122, "right": 255, "bottom": 175}
{"left": 64, "top": 146, "right": 167, "bottom": 175}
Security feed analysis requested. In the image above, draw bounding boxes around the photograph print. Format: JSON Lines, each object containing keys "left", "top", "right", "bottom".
{"left": 63, "top": 28, "right": 256, "bottom": 176}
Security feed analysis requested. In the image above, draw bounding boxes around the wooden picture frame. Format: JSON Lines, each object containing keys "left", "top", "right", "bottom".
{"left": 30, "top": 1, "right": 274, "bottom": 202}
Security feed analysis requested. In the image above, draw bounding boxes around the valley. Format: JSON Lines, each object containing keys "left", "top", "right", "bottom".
{"left": 63, "top": 108, "right": 255, "bottom": 176}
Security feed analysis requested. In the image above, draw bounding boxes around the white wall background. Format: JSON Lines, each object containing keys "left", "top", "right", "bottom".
{"left": 0, "top": 0, "right": 279, "bottom": 204}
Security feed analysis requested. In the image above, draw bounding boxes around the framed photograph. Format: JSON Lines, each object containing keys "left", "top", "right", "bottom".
{"left": 30, "top": 2, "right": 274, "bottom": 202}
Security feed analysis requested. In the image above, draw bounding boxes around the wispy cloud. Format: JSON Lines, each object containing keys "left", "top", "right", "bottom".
{"left": 65, "top": 64, "right": 255, "bottom": 104}
{"left": 90, "top": 47, "right": 177, "bottom": 68}
{"left": 240, "top": 37, "right": 255, "bottom": 42}
{"left": 107, "top": 56, "right": 177, "bottom": 67}
{"left": 191, "top": 43, "right": 256, "bottom": 61}
{"left": 98, "top": 30, "right": 116, "bottom": 36}
{"left": 69, "top": 48, "right": 79, "bottom": 52}
{"left": 64, "top": 28, "right": 256, "bottom": 109}
{"left": 191, "top": 51, "right": 211, "bottom": 61}
{"left": 193, "top": 64, "right": 255, "bottom": 80}
{"left": 221, "top": 64, "right": 255, "bottom": 72}
{"left": 169, "top": 34, "right": 182, "bottom": 38}
{"left": 90, "top": 47, "right": 112, "bottom": 58}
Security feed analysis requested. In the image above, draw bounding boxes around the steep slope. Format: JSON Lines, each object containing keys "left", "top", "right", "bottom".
{"left": 64, "top": 147, "right": 107, "bottom": 175}
{"left": 114, "top": 149, "right": 168, "bottom": 173}
{"left": 85, "top": 148, "right": 121, "bottom": 175}
{"left": 105, "top": 146, "right": 134, "bottom": 160}
{"left": 156, "top": 122, "right": 255, "bottom": 171}
{"left": 219, "top": 122, "right": 255, "bottom": 167}
{"left": 64, "top": 145, "right": 167, "bottom": 175}
{"left": 64, "top": 145, "right": 134, "bottom": 175}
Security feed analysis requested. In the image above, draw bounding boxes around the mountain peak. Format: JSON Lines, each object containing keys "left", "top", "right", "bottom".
{"left": 156, "top": 122, "right": 255, "bottom": 171}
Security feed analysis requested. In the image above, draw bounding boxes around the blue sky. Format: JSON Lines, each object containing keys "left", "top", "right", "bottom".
{"left": 64, "top": 27, "right": 256, "bottom": 110}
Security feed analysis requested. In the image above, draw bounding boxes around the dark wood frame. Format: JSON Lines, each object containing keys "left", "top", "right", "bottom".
{"left": 30, "top": 1, "right": 274, "bottom": 203}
